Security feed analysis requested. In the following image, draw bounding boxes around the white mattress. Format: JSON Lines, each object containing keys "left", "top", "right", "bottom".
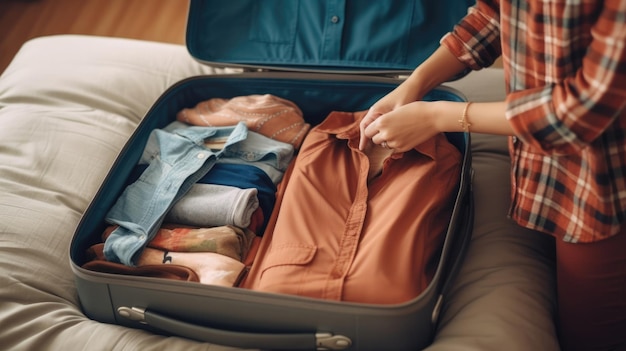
{"left": 0, "top": 35, "right": 560, "bottom": 351}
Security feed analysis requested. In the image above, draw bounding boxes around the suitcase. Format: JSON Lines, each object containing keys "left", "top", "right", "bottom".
{"left": 70, "top": 1, "right": 475, "bottom": 350}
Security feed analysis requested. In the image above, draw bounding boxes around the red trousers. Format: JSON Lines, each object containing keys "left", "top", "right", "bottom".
{"left": 556, "top": 229, "right": 626, "bottom": 351}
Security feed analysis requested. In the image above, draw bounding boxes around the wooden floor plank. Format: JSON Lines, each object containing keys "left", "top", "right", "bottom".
{"left": 0, "top": 0, "right": 188, "bottom": 74}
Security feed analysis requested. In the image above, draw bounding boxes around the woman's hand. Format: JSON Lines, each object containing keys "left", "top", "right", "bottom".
{"left": 359, "top": 45, "right": 472, "bottom": 151}
{"left": 358, "top": 81, "right": 423, "bottom": 150}
{"left": 360, "top": 101, "right": 440, "bottom": 153}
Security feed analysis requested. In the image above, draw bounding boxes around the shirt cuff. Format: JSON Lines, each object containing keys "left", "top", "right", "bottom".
{"left": 440, "top": 32, "right": 483, "bottom": 70}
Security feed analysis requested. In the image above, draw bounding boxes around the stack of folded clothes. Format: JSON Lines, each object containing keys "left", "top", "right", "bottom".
{"left": 84, "top": 94, "right": 310, "bottom": 287}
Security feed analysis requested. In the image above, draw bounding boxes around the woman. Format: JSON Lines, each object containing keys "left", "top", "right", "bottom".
{"left": 359, "top": 1, "right": 626, "bottom": 350}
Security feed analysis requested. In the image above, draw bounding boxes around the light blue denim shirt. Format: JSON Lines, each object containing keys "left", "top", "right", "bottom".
{"left": 104, "top": 121, "right": 294, "bottom": 266}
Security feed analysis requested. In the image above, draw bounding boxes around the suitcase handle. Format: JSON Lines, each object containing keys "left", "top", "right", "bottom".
{"left": 117, "top": 306, "right": 352, "bottom": 350}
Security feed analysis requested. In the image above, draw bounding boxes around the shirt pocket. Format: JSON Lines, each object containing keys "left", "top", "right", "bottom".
{"left": 259, "top": 244, "right": 316, "bottom": 282}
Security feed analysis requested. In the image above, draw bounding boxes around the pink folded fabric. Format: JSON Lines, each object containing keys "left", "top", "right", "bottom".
{"left": 137, "top": 247, "right": 246, "bottom": 287}
{"left": 84, "top": 243, "right": 246, "bottom": 287}
{"left": 149, "top": 225, "right": 256, "bottom": 262}
{"left": 176, "top": 94, "right": 310, "bottom": 149}
{"left": 84, "top": 243, "right": 201, "bottom": 283}
{"left": 103, "top": 224, "right": 256, "bottom": 262}
{"left": 83, "top": 260, "right": 201, "bottom": 282}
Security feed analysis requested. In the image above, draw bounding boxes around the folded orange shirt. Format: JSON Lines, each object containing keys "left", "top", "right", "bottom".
{"left": 243, "top": 110, "right": 462, "bottom": 304}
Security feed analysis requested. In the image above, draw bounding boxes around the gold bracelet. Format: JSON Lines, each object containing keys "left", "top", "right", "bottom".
{"left": 459, "top": 102, "right": 472, "bottom": 133}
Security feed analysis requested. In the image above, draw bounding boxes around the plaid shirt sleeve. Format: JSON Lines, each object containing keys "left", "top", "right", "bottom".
{"left": 440, "top": 0, "right": 502, "bottom": 70}
{"left": 505, "top": 1, "right": 626, "bottom": 156}
{"left": 441, "top": 1, "right": 626, "bottom": 241}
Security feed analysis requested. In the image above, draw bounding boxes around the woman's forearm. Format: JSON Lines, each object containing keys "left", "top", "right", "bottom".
{"left": 434, "top": 100, "right": 514, "bottom": 136}
{"left": 404, "top": 46, "right": 470, "bottom": 100}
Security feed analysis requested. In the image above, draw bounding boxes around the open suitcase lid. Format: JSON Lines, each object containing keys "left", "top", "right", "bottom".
{"left": 186, "top": 0, "right": 475, "bottom": 75}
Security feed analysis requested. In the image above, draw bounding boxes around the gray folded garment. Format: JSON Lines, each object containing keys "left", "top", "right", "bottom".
{"left": 165, "top": 183, "right": 259, "bottom": 228}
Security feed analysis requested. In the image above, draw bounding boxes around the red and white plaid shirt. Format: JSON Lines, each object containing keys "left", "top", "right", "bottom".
{"left": 442, "top": 0, "right": 626, "bottom": 242}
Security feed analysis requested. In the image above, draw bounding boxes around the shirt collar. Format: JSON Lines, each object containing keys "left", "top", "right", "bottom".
{"left": 314, "top": 110, "right": 438, "bottom": 160}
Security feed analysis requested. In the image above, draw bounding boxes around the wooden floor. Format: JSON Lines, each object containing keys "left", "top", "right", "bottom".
{"left": 0, "top": 0, "right": 189, "bottom": 74}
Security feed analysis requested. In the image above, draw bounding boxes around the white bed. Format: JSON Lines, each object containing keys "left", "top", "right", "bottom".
{"left": 0, "top": 35, "right": 560, "bottom": 351}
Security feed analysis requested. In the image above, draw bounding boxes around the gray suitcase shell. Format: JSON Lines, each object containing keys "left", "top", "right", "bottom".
{"left": 70, "top": 2, "right": 475, "bottom": 350}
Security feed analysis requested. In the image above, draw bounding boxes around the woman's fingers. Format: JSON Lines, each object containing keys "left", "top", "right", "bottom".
{"left": 359, "top": 111, "right": 381, "bottom": 150}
